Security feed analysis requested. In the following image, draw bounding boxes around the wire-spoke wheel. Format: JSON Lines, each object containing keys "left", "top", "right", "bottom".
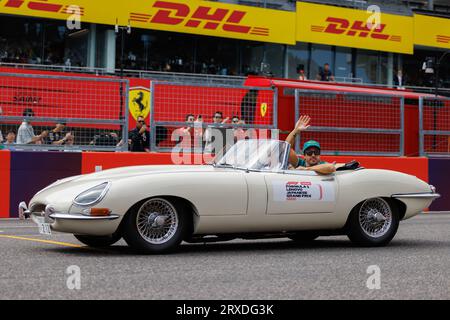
{"left": 358, "top": 198, "right": 392, "bottom": 238}
{"left": 136, "top": 199, "right": 179, "bottom": 245}
{"left": 347, "top": 198, "right": 399, "bottom": 247}
{"left": 123, "top": 198, "right": 189, "bottom": 254}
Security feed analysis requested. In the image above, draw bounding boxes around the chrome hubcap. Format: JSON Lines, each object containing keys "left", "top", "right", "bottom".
{"left": 136, "top": 199, "right": 178, "bottom": 244}
{"left": 359, "top": 198, "right": 392, "bottom": 238}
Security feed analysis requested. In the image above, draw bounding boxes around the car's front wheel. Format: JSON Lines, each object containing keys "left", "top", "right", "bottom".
{"left": 347, "top": 198, "right": 399, "bottom": 247}
{"left": 74, "top": 234, "right": 121, "bottom": 247}
{"left": 122, "top": 198, "right": 188, "bottom": 254}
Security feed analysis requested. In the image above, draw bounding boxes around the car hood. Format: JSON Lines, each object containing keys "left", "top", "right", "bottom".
{"left": 74, "top": 165, "right": 218, "bottom": 182}
{"left": 29, "top": 165, "right": 223, "bottom": 210}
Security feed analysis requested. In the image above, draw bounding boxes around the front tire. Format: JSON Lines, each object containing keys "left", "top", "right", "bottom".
{"left": 122, "top": 198, "right": 188, "bottom": 254}
{"left": 347, "top": 198, "right": 399, "bottom": 247}
{"left": 74, "top": 234, "right": 121, "bottom": 247}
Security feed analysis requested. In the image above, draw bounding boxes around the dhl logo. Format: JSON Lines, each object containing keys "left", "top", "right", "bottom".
{"left": 311, "top": 17, "right": 401, "bottom": 42}
{"left": 129, "top": 1, "right": 270, "bottom": 37}
{"left": 436, "top": 35, "right": 450, "bottom": 44}
{"left": 2, "top": 0, "right": 84, "bottom": 16}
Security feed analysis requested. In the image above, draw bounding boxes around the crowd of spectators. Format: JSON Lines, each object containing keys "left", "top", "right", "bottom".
{"left": 0, "top": 37, "right": 86, "bottom": 67}
{"left": 118, "top": 52, "right": 240, "bottom": 76}
{"left": 171, "top": 111, "right": 256, "bottom": 153}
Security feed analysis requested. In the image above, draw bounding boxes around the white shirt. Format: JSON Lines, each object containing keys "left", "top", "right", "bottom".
{"left": 16, "top": 121, "right": 35, "bottom": 144}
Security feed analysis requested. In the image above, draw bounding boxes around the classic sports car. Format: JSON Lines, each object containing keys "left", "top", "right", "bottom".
{"left": 25, "top": 139, "right": 439, "bottom": 253}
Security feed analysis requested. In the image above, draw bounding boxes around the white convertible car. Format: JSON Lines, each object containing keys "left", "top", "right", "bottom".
{"left": 25, "top": 140, "right": 439, "bottom": 253}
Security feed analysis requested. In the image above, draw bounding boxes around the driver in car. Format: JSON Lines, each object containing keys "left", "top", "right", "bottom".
{"left": 285, "top": 115, "right": 336, "bottom": 175}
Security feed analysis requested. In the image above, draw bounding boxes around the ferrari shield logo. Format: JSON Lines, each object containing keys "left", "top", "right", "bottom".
{"left": 260, "top": 103, "right": 268, "bottom": 117}
{"left": 129, "top": 87, "right": 150, "bottom": 121}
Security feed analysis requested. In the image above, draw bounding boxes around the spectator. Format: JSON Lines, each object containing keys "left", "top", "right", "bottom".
{"left": 4, "top": 131, "right": 16, "bottom": 144}
{"left": 47, "top": 121, "right": 72, "bottom": 145}
{"left": 232, "top": 116, "right": 257, "bottom": 142}
{"left": 174, "top": 114, "right": 195, "bottom": 148}
{"left": 92, "top": 132, "right": 119, "bottom": 147}
{"left": 64, "top": 133, "right": 75, "bottom": 146}
{"left": 393, "top": 69, "right": 407, "bottom": 89}
{"left": 297, "top": 64, "right": 307, "bottom": 80}
{"left": 204, "top": 111, "right": 229, "bottom": 153}
{"left": 129, "top": 116, "right": 150, "bottom": 152}
{"left": 232, "top": 116, "right": 248, "bottom": 143}
{"left": 316, "top": 63, "right": 335, "bottom": 82}
{"left": 16, "top": 108, "right": 48, "bottom": 144}
{"left": 174, "top": 114, "right": 204, "bottom": 149}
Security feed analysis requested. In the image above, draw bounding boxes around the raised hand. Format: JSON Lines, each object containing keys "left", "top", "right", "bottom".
{"left": 295, "top": 115, "right": 311, "bottom": 133}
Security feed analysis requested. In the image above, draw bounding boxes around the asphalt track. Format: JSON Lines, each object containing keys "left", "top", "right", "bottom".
{"left": 0, "top": 213, "right": 448, "bottom": 300}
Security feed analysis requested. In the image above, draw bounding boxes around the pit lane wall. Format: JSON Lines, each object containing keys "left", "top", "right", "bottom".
{"left": 0, "top": 150, "right": 448, "bottom": 218}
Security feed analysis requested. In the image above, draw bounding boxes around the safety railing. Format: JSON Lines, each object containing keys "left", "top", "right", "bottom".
{"left": 294, "top": 89, "right": 405, "bottom": 156}
{"left": 0, "top": 62, "right": 246, "bottom": 86}
{"left": 0, "top": 73, "right": 129, "bottom": 152}
{"left": 419, "top": 96, "right": 450, "bottom": 157}
{"left": 150, "top": 81, "right": 278, "bottom": 157}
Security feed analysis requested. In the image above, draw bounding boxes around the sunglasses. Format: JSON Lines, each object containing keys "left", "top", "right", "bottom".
{"left": 138, "top": 120, "right": 146, "bottom": 124}
{"left": 214, "top": 116, "right": 222, "bottom": 119}
{"left": 304, "top": 149, "right": 320, "bottom": 156}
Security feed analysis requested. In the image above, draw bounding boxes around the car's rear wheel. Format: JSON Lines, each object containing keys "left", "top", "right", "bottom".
{"left": 122, "top": 198, "right": 188, "bottom": 254}
{"left": 288, "top": 232, "right": 319, "bottom": 242}
{"left": 347, "top": 197, "right": 399, "bottom": 247}
{"left": 74, "top": 234, "right": 121, "bottom": 247}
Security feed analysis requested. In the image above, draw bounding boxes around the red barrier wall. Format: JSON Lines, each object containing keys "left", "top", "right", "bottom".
{"left": 81, "top": 152, "right": 204, "bottom": 174}
{"left": 322, "top": 156, "right": 428, "bottom": 182}
{"left": 0, "top": 151, "right": 10, "bottom": 218}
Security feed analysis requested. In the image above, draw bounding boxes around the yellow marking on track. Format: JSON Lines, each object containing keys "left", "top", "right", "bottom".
{"left": 0, "top": 235, "right": 83, "bottom": 248}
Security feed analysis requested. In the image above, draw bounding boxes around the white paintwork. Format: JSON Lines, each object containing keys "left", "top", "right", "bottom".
{"left": 27, "top": 140, "right": 439, "bottom": 237}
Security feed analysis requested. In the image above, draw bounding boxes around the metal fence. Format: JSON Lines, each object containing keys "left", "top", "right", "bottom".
{"left": 0, "top": 73, "right": 129, "bottom": 151}
{"left": 294, "top": 89, "right": 405, "bottom": 156}
{"left": 419, "top": 96, "right": 450, "bottom": 157}
{"left": 150, "top": 81, "right": 278, "bottom": 155}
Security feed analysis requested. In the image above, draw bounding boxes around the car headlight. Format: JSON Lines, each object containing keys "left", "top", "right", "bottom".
{"left": 73, "top": 182, "right": 110, "bottom": 207}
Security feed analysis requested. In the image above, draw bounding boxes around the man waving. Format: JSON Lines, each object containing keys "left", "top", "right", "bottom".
{"left": 285, "top": 115, "right": 336, "bottom": 175}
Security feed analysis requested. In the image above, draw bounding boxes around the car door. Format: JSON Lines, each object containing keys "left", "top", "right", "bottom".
{"left": 264, "top": 169, "right": 337, "bottom": 214}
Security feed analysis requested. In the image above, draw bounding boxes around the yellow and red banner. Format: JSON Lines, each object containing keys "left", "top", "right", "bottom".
{"left": 2, "top": 1, "right": 450, "bottom": 52}
{"left": 414, "top": 14, "right": 450, "bottom": 50}
{"left": 296, "top": 2, "right": 414, "bottom": 54}
{"left": 0, "top": 0, "right": 296, "bottom": 45}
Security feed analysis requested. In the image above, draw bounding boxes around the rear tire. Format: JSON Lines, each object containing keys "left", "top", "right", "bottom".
{"left": 74, "top": 234, "right": 121, "bottom": 247}
{"left": 122, "top": 198, "right": 189, "bottom": 254}
{"left": 347, "top": 198, "right": 399, "bottom": 247}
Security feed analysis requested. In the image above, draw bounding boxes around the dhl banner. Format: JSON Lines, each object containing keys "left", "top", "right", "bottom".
{"left": 414, "top": 14, "right": 450, "bottom": 50}
{"left": 296, "top": 2, "right": 414, "bottom": 54}
{"left": 0, "top": 0, "right": 296, "bottom": 45}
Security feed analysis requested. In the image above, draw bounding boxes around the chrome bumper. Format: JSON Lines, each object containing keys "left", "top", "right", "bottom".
{"left": 48, "top": 213, "right": 120, "bottom": 221}
{"left": 391, "top": 193, "right": 441, "bottom": 199}
{"left": 21, "top": 202, "right": 119, "bottom": 222}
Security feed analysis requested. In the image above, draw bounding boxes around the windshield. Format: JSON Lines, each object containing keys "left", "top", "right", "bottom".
{"left": 215, "top": 139, "right": 290, "bottom": 171}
